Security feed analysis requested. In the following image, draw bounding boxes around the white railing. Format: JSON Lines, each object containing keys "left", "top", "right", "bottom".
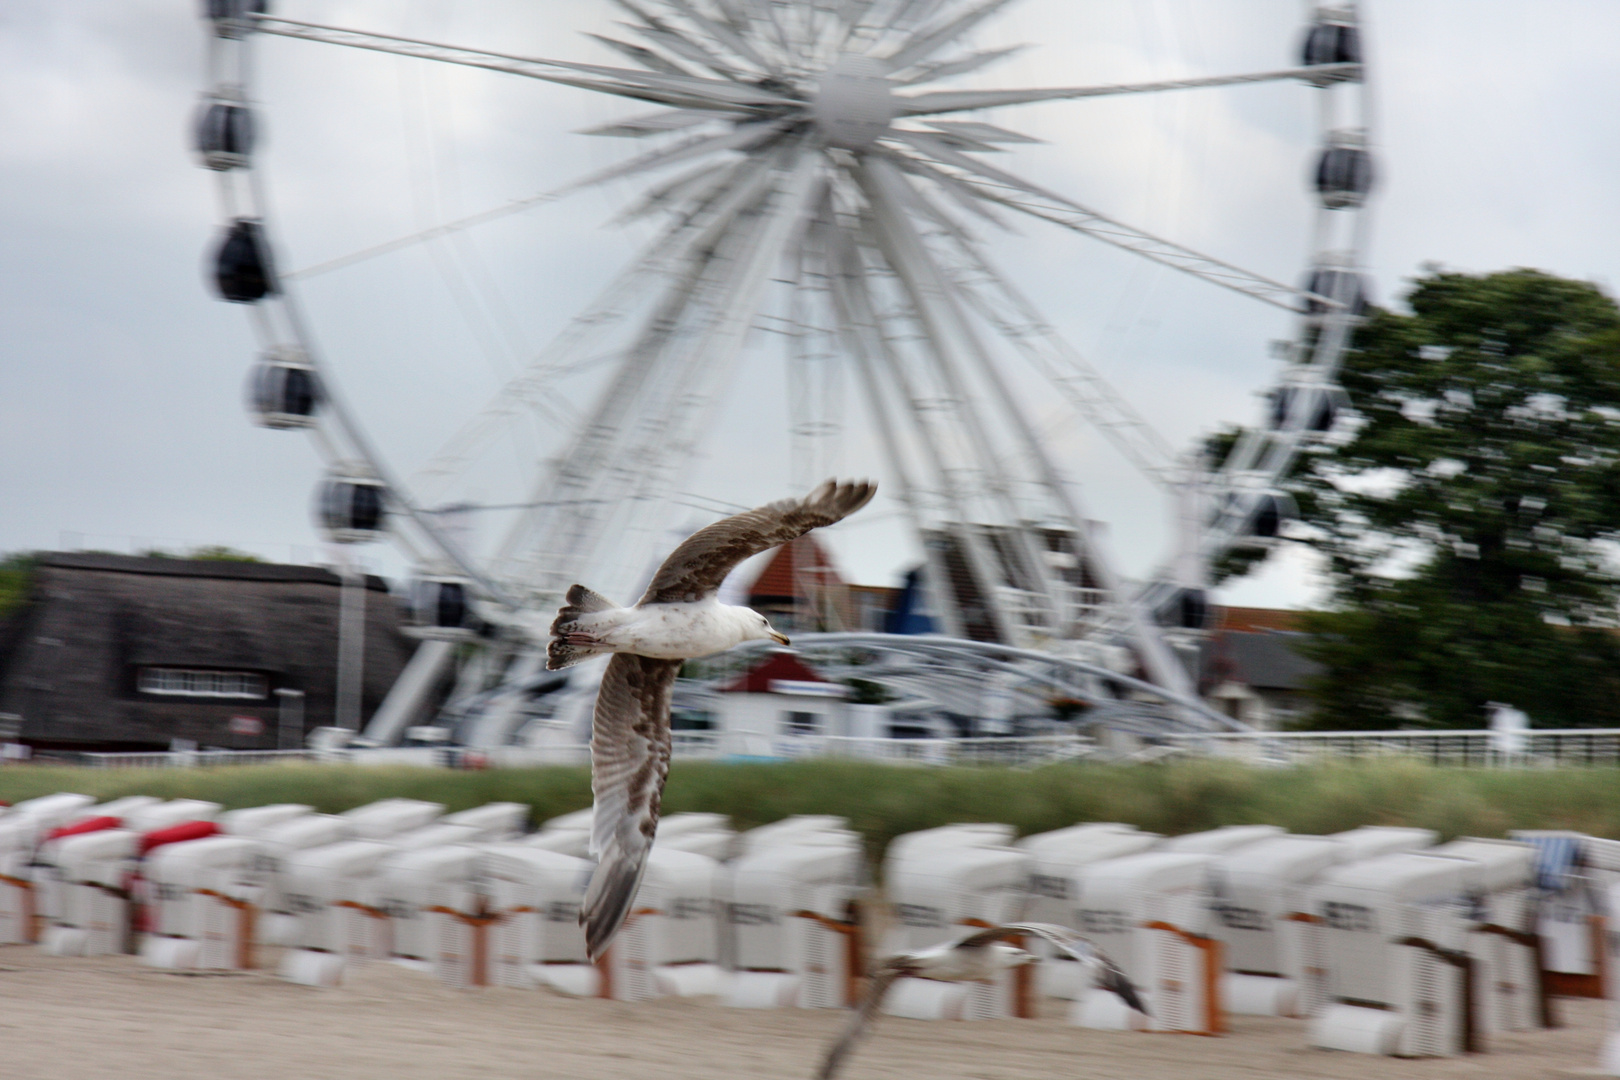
{"left": 68, "top": 735, "right": 1093, "bottom": 769}
{"left": 76, "top": 748, "right": 323, "bottom": 769}
{"left": 1163, "top": 728, "right": 1620, "bottom": 768}
{"left": 687, "top": 732, "right": 1092, "bottom": 767}
{"left": 475, "top": 734, "right": 1092, "bottom": 769}
{"left": 59, "top": 729, "right": 1620, "bottom": 769}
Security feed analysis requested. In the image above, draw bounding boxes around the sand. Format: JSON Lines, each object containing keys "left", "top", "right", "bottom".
{"left": 0, "top": 949, "right": 1609, "bottom": 1080}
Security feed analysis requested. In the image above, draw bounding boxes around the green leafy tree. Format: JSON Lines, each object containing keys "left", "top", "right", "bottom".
{"left": 0, "top": 553, "right": 36, "bottom": 620}
{"left": 1226, "top": 269, "right": 1620, "bottom": 728}
{"left": 186, "top": 545, "right": 264, "bottom": 563}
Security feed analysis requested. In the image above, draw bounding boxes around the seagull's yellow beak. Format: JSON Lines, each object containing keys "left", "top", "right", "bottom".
{"left": 769, "top": 630, "right": 791, "bottom": 646}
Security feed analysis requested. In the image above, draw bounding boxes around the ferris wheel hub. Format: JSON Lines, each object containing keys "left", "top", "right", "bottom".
{"left": 812, "top": 54, "right": 896, "bottom": 150}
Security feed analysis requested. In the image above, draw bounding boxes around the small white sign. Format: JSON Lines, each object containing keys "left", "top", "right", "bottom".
{"left": 229, "top": 715, "right": 265, "bottom": 736}
{"left": 768, "top": 679, "right": 848, "bottom": 699}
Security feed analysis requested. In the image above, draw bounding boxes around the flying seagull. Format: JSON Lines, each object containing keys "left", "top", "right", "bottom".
{"left": 817, "top": 922, "right": 1147, "bottom": 1080}
{"left": 547, "top": 478, "right": 878, "bottom": 959}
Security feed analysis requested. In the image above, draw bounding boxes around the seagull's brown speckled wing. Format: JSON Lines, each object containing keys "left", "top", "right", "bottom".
{"left": 637, "top": 479, "right": 876, "bottom": 605}
{"left": 578, "top": 652, "right": 681, "bottom": 960}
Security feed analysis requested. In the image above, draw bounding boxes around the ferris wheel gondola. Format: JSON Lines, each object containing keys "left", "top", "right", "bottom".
{"left": 248, "top": 348, "right": 320, "bottom": 429}
{"left": 195, "top": 1, "right": 1377, "bottom": 743}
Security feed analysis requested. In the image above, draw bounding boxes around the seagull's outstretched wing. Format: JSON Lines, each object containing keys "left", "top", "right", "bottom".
{"left": 816, "top": 962, "right": 907, "bottom": 1080}
{"left": 638, "top": 478, "right": 876, "bottom": 605}
{"left": 955, "top": 922, "right": 1149, "bottom": 1016}
{"left": 953, "top": 920, "right": 1087, "bottom": 952}
{"left": 578, "top": 652, "right": 682, "bottom": 960}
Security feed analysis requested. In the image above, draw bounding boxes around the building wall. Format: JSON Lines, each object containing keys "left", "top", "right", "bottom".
{"left": 0, "top": 554, "right": 416, "bottom": 751}
{"left": 715, "top": 692, "right": 847, "bottom": 744}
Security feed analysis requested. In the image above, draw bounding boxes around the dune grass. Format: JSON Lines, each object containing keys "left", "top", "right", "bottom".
{"left": 1, "top": 758, "right": 1615, "bottom": 861}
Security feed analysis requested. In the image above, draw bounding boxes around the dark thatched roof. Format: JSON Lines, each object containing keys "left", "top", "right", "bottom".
{"left": 1202, "top": 629, "right": 1323, "bottom": 692}
{"left": 0, "top": 553, "right": 417, "bottom": 751}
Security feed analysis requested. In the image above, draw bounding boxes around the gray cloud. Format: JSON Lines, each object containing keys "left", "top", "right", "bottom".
{"left": 3, "top": 1, "right": 1616, "bottom": 611}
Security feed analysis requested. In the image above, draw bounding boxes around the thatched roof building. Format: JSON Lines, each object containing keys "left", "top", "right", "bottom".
{"left": 0, "top": 553, "right": 416, "bottom": 752}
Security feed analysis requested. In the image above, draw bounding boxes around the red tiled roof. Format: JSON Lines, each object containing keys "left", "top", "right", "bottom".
{"left": 1215, "top": 606, "right": 1309, "bottom": 633}
{"left": 747, "top": 536, "right": 844, "bottom": 601}
{"left": 719, "top": 651, "right": 832, "bottom": 694}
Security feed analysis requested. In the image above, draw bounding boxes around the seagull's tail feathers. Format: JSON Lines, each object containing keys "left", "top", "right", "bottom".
{"left": 547, "top": 638, "right": 613, "bottom": 670}
{"left": 561, "top": 584, "right": 616, "bottom": 617}
{"left": 580, "top": 831, "right": 653, "bottom": 962}
{"left": 547, "top": 585, "right": 620, "bottom": 671}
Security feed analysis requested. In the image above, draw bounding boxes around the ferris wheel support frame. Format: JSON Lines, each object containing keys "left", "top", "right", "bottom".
{"left": 856, "top": 155, "right": 1194, "bottom": 697}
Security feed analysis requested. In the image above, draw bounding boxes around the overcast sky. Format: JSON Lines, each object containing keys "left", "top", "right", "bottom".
{"left": 3, "top": 1, "right": 1619, "bottom": 611}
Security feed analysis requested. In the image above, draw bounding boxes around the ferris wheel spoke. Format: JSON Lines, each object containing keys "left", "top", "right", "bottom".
{"left": 884, "top": 132, "right": 1333, "bottom": 312}
{"left": 272, "top": 287, "right": 519, "bottom": 604}
{"left": 897, "top": 63, "right": 1362, "bottom": 115}
{"left": 861, "top": 154, "right": 1195, "bottom": 693}
{"left": 921, "top": 120, "right": 1040, "bottom": 145}
{"left": 825, "top": 227, "right": 967, "bottom": 638}
{"left": 612, "top": 154, "right": 752, "bottom": 225}
{"left": 842, "top": 235, "right": 1013, "bottom": 640}
{"left": 885, "top": 151, "right": 1011, "bottom": 231}
{"left": 558, "top": 118, "right": 793, "bottom": 197}
{"left": 649, "top": 0, "right": 802, "bottom": 81}
{"left": 630, "top": 18, "right": 752, "bottom": 81}
{"left": 935, "top": 236, "right": 1184, "bottom": 489}
{"left": 579, "top": 108, "right": 731, "bottom": 139}
{"left": 285, "top": 121, "right": 766, "bottom": 286}
{"left": 879, "top": 162, "right": 979, "bottom": 248}
{"left": 498, "top": 149, "right": 826, "bottom": 594}
{"left": 285, "top": 191, "right": 560, "bottom": 282}
{"left": 860, "top": 160, "right": 1086, "bottom": 641}
{"left": 585, "top": 32, "right": 699, "bottom": 79}
{"left": 857, "top": 0, "right": 940, "bottom": 41}
{"left": 410, "top": 211, "right": 713, "bottom": 498}
{"left": 646, "top": 156, "right": 792, "bottom": 296}
{"left": 657, "top": 0, "right": 780, "bottom": 75}
{"left": 880, "top": 0, "right": 1018, "bottom": 74}
{"left": 250, "top": 15, "right": 793, "bottom": 111}
{"left": 892, "top": 44, "right": 1026, "bottom": 86}
{"left": 286, "top": 115, "right": 749, "bottom": 282}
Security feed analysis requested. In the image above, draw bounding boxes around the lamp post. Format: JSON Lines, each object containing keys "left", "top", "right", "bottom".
{"left": 334, "top": 555, "right": 366, "bottom": 733}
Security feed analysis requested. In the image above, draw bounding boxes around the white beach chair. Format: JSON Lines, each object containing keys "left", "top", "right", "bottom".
{"left": 141, "top": 834, "right": 264, "bottom": 970}
{"left": 1069, "top": 851, "right": 1218, "bottom": 1034}
{"left": 479, "top": 844, "right": 595, "bottom": 994}
{"left": 1309, "top": 851, "right": 1482, "bottom": 1056}
{"left": 882, "top": 826, "right": 1031, "bottom": 1022}
{"left": 339, "top": 798, "right": 444, "bottom": 840}
{"left": 1016, "top": 823, "right": 1161, "bottom": 999}
{"left": 725, "top": 829, "right": 864, "bottom": 1009}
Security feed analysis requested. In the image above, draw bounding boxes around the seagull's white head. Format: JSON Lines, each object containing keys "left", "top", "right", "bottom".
{"left": 748, "top": 609, "right": 790, "bottom": 647}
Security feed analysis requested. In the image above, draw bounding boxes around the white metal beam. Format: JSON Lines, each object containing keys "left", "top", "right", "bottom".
{"left": 250, "top": 14, "right": 796, "bottom": 111}
{"left": 858, "top": 158, "right": 1071, "bottom": 644}
{"left": 859, "top": 155, "right": 1198, "bottom": 699}
{"left": 884, "top": 134, "right": 1337, "bottom": 312}
{"left": 897, "top": 64, "right": 1362, "bottom": 115}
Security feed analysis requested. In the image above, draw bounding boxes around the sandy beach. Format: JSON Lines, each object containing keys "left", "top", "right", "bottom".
{"left": 0, "top": 948, "right": 1609, "bottom": 1080}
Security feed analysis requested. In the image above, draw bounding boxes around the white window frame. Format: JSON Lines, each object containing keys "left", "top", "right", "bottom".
{"left": 137, "top": 667, "right": 268, "bottom": 700}
{"left": 782, "top": 709, "right": 820, "bottom": 736}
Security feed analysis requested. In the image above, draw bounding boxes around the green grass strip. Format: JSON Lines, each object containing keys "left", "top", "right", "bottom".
{"left": 2, "top": 759, "right": 1615, "bottom": 863}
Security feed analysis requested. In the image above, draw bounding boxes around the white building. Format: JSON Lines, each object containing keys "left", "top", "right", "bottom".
{"left": 713, "top": 652, "right": 849, "bottom": 757}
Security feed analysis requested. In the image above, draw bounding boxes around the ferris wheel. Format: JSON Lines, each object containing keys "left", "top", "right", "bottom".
{"left": 195, "top": 0, "right": 1373, "bottom": 743}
